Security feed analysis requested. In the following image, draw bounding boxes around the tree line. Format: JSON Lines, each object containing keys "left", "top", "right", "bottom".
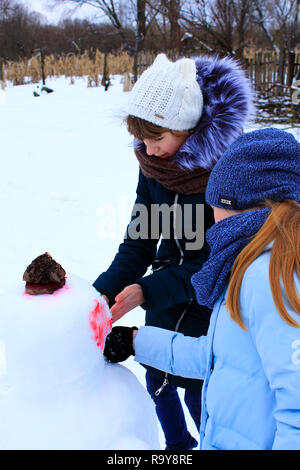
{"left": 1, "top": 0, "right": 300, "bottom": 64}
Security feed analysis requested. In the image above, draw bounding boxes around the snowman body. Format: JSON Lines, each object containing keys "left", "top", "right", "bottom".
{"left": 0, "top": 275, "right": 159, "bottom": 450}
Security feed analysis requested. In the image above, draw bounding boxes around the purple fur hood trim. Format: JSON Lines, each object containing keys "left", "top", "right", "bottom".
{"left": 134, "top": 55, "right": 255, "bottom": 171}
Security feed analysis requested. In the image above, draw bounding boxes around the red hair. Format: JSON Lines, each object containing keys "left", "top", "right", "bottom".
{"left": 226, "top": 199, "right": 300, "bottom": 330}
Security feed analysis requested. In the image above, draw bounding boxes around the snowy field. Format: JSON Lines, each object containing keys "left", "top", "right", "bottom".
{"left": 0, "top": 75, "right": 299, "bottom": 449}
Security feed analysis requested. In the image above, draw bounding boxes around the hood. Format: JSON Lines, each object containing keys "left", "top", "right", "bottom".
{"left": 134, "top": 55, "right": 255, "bottom": 171}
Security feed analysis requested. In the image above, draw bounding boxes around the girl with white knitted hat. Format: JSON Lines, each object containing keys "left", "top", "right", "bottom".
{"left": 94, "top": 52, "right": 254, "bottom": 449}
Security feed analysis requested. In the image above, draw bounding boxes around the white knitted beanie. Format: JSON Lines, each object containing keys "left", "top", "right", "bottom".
{"left": 126, "top": 54, "right": 203, "bottom": 131}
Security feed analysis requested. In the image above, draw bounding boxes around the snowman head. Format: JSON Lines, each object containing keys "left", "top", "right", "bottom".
{"left": 0, "top": 255, "right": 112, "bottom": 398}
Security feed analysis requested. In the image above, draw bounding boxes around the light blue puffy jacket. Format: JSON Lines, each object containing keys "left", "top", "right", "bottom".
{"left": 134, "top": 247, "right": 300, "bottom": 450}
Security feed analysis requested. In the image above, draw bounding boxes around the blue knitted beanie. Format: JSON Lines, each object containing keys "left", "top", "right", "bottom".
{"left": 205, "top": 128, "right": 300, "bottom": 209}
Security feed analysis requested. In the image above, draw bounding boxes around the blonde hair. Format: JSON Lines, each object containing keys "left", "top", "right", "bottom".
{"left": 226, "top": 199, "right": 300, "bottom": 330}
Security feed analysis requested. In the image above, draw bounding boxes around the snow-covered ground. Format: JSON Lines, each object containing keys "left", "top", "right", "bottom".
{"left": 0, "top": 75, "right": 299, "bottom": 449}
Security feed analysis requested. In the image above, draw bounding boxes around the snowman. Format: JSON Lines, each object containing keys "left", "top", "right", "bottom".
{"left": 0, "top": 253, "right": 159, "bottom": 450}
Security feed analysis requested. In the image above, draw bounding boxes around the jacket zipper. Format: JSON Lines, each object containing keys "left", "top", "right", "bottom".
{"left": 155, "top": 194, "right": 192, "bottom": 396}
{"left": 154, "top": 298, "right": 194, "bottom": 396}
{"left": 173, "top": 193, "right": 184, "bottom": 266}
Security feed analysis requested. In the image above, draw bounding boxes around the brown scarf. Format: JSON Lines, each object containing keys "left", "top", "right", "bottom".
{"left": 135, "top": 149, "right": 210, "bottom": 195}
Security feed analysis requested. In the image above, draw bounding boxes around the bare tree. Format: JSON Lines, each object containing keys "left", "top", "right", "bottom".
{"left": 251, "top": 0, "right": 300, "bottom": 50}
{"left": 272, "top": 0, "right": 300, "bottom": 49}
{"left": 51, "top": 0, "right": 131, "bottom": 50}
{"left": 252, "top": 0, "right": 276, "bottom": 48}
{"left": 0, "top": 0, "right": 12, "bottom": 84}
{"left": 52, "top": 0, "right": 159, "bottom": 79}
{"left": 180, "top": 0, "right": 300, "bottom": 56}
{"left": 0, "top": 0, "right": 42, "bottom": 59}
{"left": 0, "top": 0, "right": 14, "bottom": 18}
{"left": 161, "top": 0, "right": 181, "bottom": 59}
{"left": 132, "top": 0, "right": 146, "bottom": 79}
{"left": 253, "top": 0, "right": 300, "bottom": 86}
{"left": 181, "top": 0, "right": 255, "bottom": 57}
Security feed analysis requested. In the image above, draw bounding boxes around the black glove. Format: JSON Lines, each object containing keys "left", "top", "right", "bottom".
{"left": 104, "top": 326, "right": 138, "bottom": 363}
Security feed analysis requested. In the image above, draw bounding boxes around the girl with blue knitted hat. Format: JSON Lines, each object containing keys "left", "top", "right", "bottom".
{"left": 104, "top": 127, "right": 300, "bottom": 450}
{"left": 94, "top": 53, "right": 254, "bottom": 450}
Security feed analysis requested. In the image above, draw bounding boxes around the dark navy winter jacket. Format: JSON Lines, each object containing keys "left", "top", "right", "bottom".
{"left": 93, "top": 169, "right": 214, "bottom": 390}
{"left": 93, "top": 54, "right": 254, "bottom": 390}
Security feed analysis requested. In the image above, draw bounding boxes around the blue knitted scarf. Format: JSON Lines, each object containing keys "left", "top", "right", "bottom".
{"left": 191, "top": 208, "right": 271, "bottom": 309}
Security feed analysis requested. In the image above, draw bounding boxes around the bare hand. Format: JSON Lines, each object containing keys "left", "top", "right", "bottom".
{"left": 102, "top": 294, "right": 109, "bottom": 305}
{"left": 110, "top": 284, "right": 144, "bottom": 324}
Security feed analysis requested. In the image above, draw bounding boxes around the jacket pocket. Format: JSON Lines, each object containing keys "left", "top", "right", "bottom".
{"left": 151, "top": 258, "right": 174, "bottom": 272}
{"left": 210, "top": 425, "right": 265, "bottom": 450}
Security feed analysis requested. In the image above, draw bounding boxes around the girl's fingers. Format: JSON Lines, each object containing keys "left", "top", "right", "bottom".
{"left": 111, "top": 301, "right": 128, "bottom": 318}
{"left": 111, "top": 308, "right": 126, "bottom": 323}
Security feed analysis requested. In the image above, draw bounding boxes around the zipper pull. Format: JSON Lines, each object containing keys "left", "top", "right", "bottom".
{"left": 154, "top": 377, "right": 169, "bottom": 396}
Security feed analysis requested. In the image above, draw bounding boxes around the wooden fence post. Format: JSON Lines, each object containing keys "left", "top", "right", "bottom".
{"left": 287, "top": 51, "right": 296, "bottom": 86}
{"left": 255, "top": 52, "right": 262, "bottom": 95}
{"left": 41, "top": 50, "right": 46, "bottom": 86}
{"left": 278, "top": 49, "right": 286, "bottom": 96}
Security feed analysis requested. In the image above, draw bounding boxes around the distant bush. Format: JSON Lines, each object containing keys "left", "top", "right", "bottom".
{"left": 5, "top": 50, "right": 134, "bottom": 86}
